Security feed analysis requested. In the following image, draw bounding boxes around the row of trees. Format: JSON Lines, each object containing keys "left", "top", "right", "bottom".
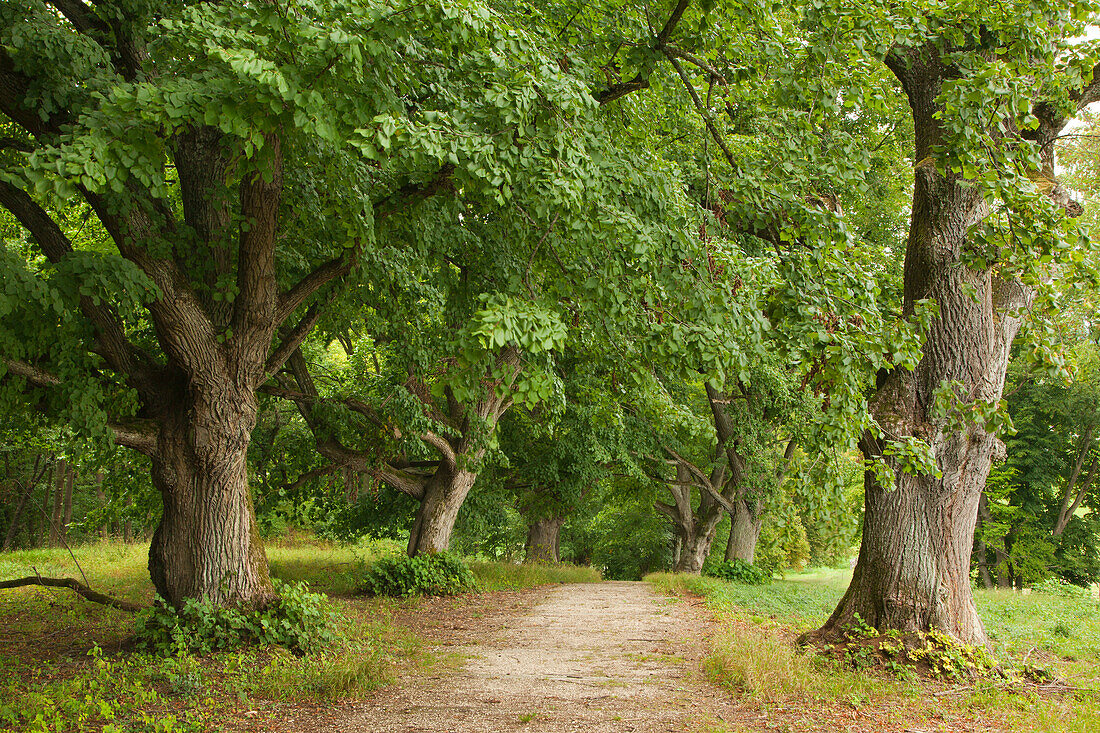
{"left": 2, "top": 0, "right": 1099, "bottom": 650}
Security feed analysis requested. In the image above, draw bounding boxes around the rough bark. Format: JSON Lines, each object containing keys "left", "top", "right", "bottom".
{"left": 811, "top": 45, "right": 1080, "bottom": 646}
{"left": 525, "top": 516, "right": 565, "bottom": 563}
{"left": 147, "top": 387, "right": 274, "bottom": 608}
{"left": 657, "top": 465, "right": 724, "bottom": 574}
{"left": 725, "top": 498, "right": 763, "bottom": 563}
{"left": 406, "top": 467, "right": 479, "bottom": 556}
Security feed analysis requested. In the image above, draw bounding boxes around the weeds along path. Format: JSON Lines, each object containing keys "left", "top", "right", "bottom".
{"left": 332, "top": 580, "right": 736, "bottom": 732}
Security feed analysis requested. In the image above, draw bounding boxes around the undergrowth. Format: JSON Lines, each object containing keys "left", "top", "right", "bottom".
{"left": 469, "top": 561, "right": 601, "bottom": 590}
{"left": 359, "top": 552, "right": 479, "bottom": 597}
{"left": 134, "top": 580, "right": 338, "bottom": 655}
{"left": 702, "top": 558, "right": 771, "bottom": 585}
{"left": 647, "top": 568, "right": 1100, "bottom": 733}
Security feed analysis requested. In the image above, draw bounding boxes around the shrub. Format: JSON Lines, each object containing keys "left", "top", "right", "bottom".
{"left": 135, "top": 579, "right": 338, "bottom": 655}
{"left": 1031, "top": 575, "right": 1093, "bottom": 599}
{"left": 359, "top": 552, "right": 478, "bottom": 597}
{"left": 703, "top": 558, "right": 771, "bottom": 585}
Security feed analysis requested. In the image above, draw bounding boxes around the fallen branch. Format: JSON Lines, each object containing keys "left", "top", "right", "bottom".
{"left": 0, "top": 576, "right": 145, "bottom": 612}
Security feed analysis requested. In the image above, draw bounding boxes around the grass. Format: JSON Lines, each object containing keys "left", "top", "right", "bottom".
{"left": 469, "top": 560, "right": 601, "bottom": 591}
{"left": 0, "top": 536, "right": 427, "bottom": 733}
{"left": 647, "top": 568, "right": 1100, "bottom": 733}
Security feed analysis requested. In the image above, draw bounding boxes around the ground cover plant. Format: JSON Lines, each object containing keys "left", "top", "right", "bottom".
{"left": 648, "top": 568, "right": 1100, "bottom": 732}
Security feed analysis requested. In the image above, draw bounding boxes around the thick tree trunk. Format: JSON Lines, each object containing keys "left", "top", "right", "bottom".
{"left": 147, "top": 389, "right": 274, "bottom": 608}
{"left": 811, "top": 48, "right": 1034, "bottom": 648}
{"left": 407, "top": 466, "right": 478, "bottom": 556}
{"left": 725, "top": 499, "right": 763, "bottom": 563}
{"left": 675, "top": 516, "right": 721, "bottom": 573}
{"left": 525, "top": 516, "right": 565, "bottom": 563}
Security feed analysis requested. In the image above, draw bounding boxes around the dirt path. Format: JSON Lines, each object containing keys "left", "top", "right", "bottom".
{"left": 330, "top": 581, "right": 736, "bottom": 732}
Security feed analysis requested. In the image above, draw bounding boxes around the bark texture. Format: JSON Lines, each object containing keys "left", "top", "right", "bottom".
{"left": 524, "top": 516, "right": 565, "bottom": 563}
{"left": 812, "top": 45, "right": 1087, "bottom": 646}
{"left": 147, "top": 388, "right": 273, "bottom": 607}
{"left": 657, "top": 465, "right": 725, "bottom": 574}
{"left": 725, "top": 498, "right": 763, "bottom": 563}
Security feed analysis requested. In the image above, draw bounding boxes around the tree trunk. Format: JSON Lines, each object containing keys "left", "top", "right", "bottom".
{"left": 811, "top": 48, "right": 1033, "bottom": 648}
{"left": 525, "top": 516, "right": 565, "bottom": 563}
{"left": 3, "top": 454, "right": 43, "bottom": 551}
{"left": 94, "top": 471, "right": 108, "bottom": 540}
{"left": 147, "top": 390, "right": 274, "bottom": 608}
{"left": 50, "top": 459, "right": 65, "bottom": 546}
{"left": 675, "top": 515, "right": 722, "bottom": 573}
{"left": 406, "top": 466, "right": 478, "bottom": 556}
{"left": 658, "top": 466, "right": 724, "bottom": 574}
{"left": 61, "top": 462, "right": 74, "bottom": 541}
{"left": 725, "top": 499, "right": 763, "bottom": 563}
{"left": 973, "top": 495, "right": 995, "bottom": 589}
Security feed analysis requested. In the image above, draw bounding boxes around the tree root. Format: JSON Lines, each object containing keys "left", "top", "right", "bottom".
{"left": 0, "top": 576, "right": 145, "bottom": 612}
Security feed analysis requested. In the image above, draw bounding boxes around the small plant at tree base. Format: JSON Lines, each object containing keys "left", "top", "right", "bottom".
{"left": 135, "top": 579, "right": 338, "bottom": 656}
{"left": 360, "top": 552, "right": 478, "bottom": 597}
{"left": 702, "top": 558, "right": 771, "bottom": 585}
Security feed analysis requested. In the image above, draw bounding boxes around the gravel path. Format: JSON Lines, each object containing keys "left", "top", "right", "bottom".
{"left": 329, "top": 581, "right": 735, "bottom": 733}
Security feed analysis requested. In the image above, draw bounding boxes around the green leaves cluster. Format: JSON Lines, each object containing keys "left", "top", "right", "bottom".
{"left": 359, "top": 551, "right": 478, "bottom": 597}
{"left": 134, "top": 580, "right": 338, "bottom": 656}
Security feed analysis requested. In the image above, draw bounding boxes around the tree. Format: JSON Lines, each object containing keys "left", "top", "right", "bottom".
{"left": 0, "top": 0, "right": 605, "bottom": 605}
{"left": 808, "top": 0, "right": 1096, "bottom": 646}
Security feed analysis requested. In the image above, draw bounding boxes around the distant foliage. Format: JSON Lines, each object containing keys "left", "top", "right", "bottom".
{"left": 1031, "top": 576, "right": 1094, "bottom": 599}
{"left": 359, "top": 552, "right": 478, "bottom": 597}
{"left": 135, "top": 580, "right": 338, "bottom": 655}
{"left": 703, "top": 558, "right": 771, "bottom": 585}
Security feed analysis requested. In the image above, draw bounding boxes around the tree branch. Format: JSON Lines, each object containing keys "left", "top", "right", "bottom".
{"left": 0, "top": 179, "right": 160, "bottom": 391}
{"left": 372, "top": 163, "right": 456, "bottom": 220}
{"left": 276, "top": 253, "right": 355, "bottom": 326}
{"left": 265, "top": 300, "right": 326, "bottom": 378}
{"left": 594, "top": 0, "right": 692, "bottom": 105}
{"left": 231, "top": 133, "right": 283, "bottom": 371}
{"left": 0, "top": 576, "right": 144, "bottom": 612}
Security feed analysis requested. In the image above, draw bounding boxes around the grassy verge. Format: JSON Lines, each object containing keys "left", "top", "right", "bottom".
{"left": 647, "top": 569, "right": 1100, "bottom": 733}
{"left": 469, "top": 560, "right": 601, "bottom": 591}
{"left": 0, "top": 537, "right": 420, "bottom": 733}
{"left": 0, "top": 538, "right": 600, "bottom": 732}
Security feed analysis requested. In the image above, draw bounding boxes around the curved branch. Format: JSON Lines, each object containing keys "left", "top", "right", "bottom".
{"left": 0, "top": 180, "right": 159, "bottom": 391}
{"left": 594, "top": 0, "right": 692, "bottom": 105}
{"left": 0, "top": 576, "right": 145, "bottom": 612}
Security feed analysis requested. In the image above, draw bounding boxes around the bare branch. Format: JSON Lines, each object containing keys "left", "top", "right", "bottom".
{"left": 1, "top": 358, "right": 61, "bottom": 388}
{"left": 108, "top": 418, "right": 158, "bottom": 455}
{"left": 265, "top": 300, "right": 326, "bottom": 377}
{"left": 0, "top": 576, "right": 144, "bottom": 612}
{"left": 276, "top": 253, "right": 355, "bottom": 326}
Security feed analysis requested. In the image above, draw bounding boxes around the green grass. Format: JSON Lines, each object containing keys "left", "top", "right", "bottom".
{"left": 469, "top": 560, "right": 602, "bottom": 591}
{"left": 648, "top": 569, "right": 1100, "bottom": 733}
{"left": 0, "top": 536, "right": 424, "bottom": 732}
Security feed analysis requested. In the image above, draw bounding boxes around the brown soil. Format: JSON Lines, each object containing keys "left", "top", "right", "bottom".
{"left": 318, "top": 581, "right": 737, "bottom": 732}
